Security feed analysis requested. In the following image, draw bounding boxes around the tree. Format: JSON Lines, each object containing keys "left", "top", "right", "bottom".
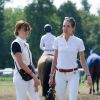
{"left": 24, "top": 0, "right": 60, "bottom": 65}
{"left": 0, "top": 0, "right": 7, "bottom": 68}
{"left": 3, "top": 8, "right": 26, "bottom": 68}
{"left": 58, "top": 1, "right": 84, "bottom": 39}
{"left": 81, "top": 0, "right": 91, "bottom": 13}
{"left": 79, "top": 10, "right": 100, "bottom": 56}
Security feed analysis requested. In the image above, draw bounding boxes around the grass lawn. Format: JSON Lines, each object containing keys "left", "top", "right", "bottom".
{"left": 0, "top": 77, "right": 16, "bottom": 100}
{"left": 0, "top": 77, "right": 100, "bottom": 100}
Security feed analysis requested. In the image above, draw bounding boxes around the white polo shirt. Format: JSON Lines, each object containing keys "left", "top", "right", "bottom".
{"left": 53, "top": 35, "right": 85, "bottom": 69}
{"left": 11, "top": 36, "right": 32, "bottom": 70}
{"left": 40, "top": 32, "right": 56, "bottom": 55}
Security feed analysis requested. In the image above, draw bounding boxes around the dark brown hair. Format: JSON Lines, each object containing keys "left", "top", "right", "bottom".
{"left": 14, "top": 20, "right": 31, "bottom": 36}
{"left": 64, "top": 17, "right": 76, "bottom": 28}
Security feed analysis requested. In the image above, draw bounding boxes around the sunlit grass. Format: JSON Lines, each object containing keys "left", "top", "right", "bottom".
{"left": 0, "top": 77, "right": 100, "bottom": 100}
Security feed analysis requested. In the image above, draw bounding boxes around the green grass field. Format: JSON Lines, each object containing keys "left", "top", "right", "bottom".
{"left": 0, "top": 77, "right": 15, "bottom": 100}
{"left": 0, "top": 77, "right": 100, "bottom": 100}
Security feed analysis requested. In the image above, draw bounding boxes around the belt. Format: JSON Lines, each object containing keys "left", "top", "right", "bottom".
{"left": 56, "top": 67, "right": 78, "bottom": 73}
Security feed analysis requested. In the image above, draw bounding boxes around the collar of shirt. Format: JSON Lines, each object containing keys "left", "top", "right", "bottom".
{"left": 16, "top": 36, "right": 27, "bottom": 44}
{"left": 46, "top": 32, "right": 52, "bottom": 35}
{"left": 62, "top": 34, "right": 74, "bottom": 42}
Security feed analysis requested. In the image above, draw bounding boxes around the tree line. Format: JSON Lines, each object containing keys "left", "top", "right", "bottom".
{"left": 0, "top": 0, "right": 100, "bottom": 68}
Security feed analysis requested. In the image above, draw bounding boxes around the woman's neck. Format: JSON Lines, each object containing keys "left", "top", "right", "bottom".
{"left": 18, "top": 36, "right": 26, "bottom": 41}
{"left": 63, "top": 33, "right": 73, "bottom": 41}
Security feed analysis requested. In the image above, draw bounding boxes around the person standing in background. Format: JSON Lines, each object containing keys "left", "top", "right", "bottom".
{"left": 40, "top": 24, "right": 56, "bottom": 56}
{"left": 38, "top": 24, "right": 56, "bottom": 97}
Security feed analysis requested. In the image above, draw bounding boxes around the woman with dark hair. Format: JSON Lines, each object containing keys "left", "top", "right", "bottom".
{"left": 49, "top": 17, "right": 92, "bottom": 100}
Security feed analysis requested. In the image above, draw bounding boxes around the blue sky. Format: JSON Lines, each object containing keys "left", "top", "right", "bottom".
{"left": 5, "top": 0, "right": 100, "bottom": 15}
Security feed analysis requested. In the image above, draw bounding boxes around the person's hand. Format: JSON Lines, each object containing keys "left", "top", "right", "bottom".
{"left": 33, "top": 77, "right": 41, "bottom": 92}
{"left": 34, "top": 82, "right": 38, "bottom": 92}
{"left": 49, "top": 76, "right": 55, "bottom": 87}
{"left": 87, "top": 75, "right": 92, "bottom": 87}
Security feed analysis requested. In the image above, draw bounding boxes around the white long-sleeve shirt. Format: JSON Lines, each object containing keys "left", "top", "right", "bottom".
{"left": 40, "top": 32, "right": 56, "bottom": 55}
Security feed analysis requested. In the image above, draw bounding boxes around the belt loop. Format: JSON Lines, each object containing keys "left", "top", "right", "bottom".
{"left": 58, "top": 68, "right": 60, "bottom": 72}
{"left": 58, "top": 68, "right": 59, "bottom": 72}
{"left": 73, "top": 68, "right": 75, "bottom": 73}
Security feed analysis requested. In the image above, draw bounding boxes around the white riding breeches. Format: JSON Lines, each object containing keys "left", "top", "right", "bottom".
{"left": 55, "top": 70, "right": 79, "bottom": 100}
{"left": 13, "top": 71, "right": 40, "bottom": 100}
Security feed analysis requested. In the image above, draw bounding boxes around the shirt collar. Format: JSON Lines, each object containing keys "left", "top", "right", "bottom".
{"left": 16, "top": 36, "right": 27, "bottom": 44}
{"left": 62, "top": 34, "right": 74, "bottom": 41}
{"left": 46, "top": 32, "right": 51, "bottom": 35}
{"left": 69, "top": 35, "right": 74, "bottom": 39}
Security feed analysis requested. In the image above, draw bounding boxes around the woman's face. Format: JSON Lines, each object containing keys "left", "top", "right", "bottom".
{"left": 62, "top": 20, "right": 74, "bottom": 35}
{"left": 18, "top": 26, "right": 29, "bottom": 39}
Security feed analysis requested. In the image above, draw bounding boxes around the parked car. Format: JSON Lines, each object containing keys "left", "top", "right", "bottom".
{"left": 3, "top": 68, "right": 13, "bottom": 76}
